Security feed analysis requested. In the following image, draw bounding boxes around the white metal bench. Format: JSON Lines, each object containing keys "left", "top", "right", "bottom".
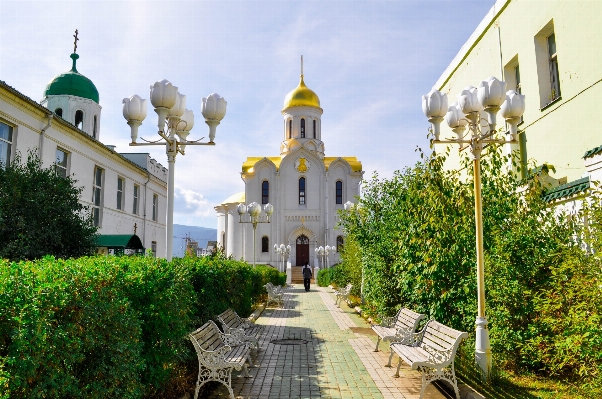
{"left": 217, "top": 308, "right": 263, "bottom": 349}
{"left": 264, "top": 283, "right": 284, "bottom": 307}
{"left": 389, "top": 319, "right": 468, "bottom": 399}
{"left": 189, "top": 320, "right": 252, "bottom": 399}
{"left": 371, "top": 307, "right": 425, "bottom": 357}
{"left": 333, "top": 283, "right": 353, "bottom": 307}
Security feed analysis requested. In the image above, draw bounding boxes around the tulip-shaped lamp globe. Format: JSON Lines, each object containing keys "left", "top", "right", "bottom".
{"left": 477, "top": 77, "right": 507, "bottom": 130}
{"left": 201, "top": 93, "right": 227, "bottom": 143}
{"left": 500, "top": 90, "right": 526, "bottom": 141}
{"left": 445, "top": 102, "right": 468, "bottom": 139}
{"left": 237, "top": 203, "right": 247, "bottom": 216}
{"left": 247, "top": 202, "right": 261, "bottom": 218}
{"left": 457, "top": 86, "right": 482, "bottom": 120}
{"left": 176, "top": 109, "right": 194, "bottom": 152}
{"left": 264, "top": 203, "right": 274, "bottom": 219}
{"left": 150, "top": 80, "right": 178, "bottom": 132}
{"left": 122, "top": 95, "right": 148, "bottom": 143}
{"left": 168, "top": 92, "right": 187, "bottom": 119}
{"left": 422, "top": 89, "right": 448, "bottom": 140}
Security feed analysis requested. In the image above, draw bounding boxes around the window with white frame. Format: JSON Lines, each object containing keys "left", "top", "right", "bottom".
{"left": 547, "top": 33, "right": 560, "bottom": 101}
{"left": 152, "top": 241, "right": 157, "bottom": 257}
{"left": 335, "top": 180, "right": 343, "bottom": 204}
{"left": 54, "top": 148, "right": 69, "bottom": 178}
{"left": 133, "top": 184, "right": 140, "bottom": 215}
{"left": 117, "top": 177, "right": 125, "bottom": 210}
{"left": 299, "top": 177, "right": 306, "bottom": 205}
{"left": 152, "top": 193, "right": 158, "bottom": 221}
{"left": 0, "top": 121, "right": 13, "bottom": 168}
{"left": 75, "top": 110, "right": 84, "bottom": 130}
{"left": 92, "top": 166, "right": 103, "bottom": 227}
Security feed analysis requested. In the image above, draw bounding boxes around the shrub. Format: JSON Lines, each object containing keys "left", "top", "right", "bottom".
{"left": 0, "top": 255, "right": 285, "bottom": 398}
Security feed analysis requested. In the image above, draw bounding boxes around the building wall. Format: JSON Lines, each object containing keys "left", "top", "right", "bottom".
{"left": 0, "top": 83, "right": 168, "bottom": 257}
{"left": 434, "top": 0, "right": 602, "bottom": 183}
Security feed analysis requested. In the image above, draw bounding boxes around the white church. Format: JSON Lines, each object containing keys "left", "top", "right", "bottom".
{"left": 215, "top": 70, "right": 364, "bottom": 272}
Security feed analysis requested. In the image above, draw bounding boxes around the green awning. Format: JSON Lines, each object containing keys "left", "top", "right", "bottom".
{"left": 96, "top": 234, "right": 144, "bottom": 250}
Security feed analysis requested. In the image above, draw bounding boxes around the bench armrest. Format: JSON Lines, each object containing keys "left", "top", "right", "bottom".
{"left": 195, "top": 345, "right": 233, "bottom": 369}
{"left": 377, "top": 314, "right": 396, "bottom": 327}
{"left": 423, "top": 344, "right": 454, "bottom": 366}
{"left": 220, "top": 329, "right": 247, "bottom": 347}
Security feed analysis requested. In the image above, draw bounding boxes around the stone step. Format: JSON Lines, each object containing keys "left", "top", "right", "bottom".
{"left": 291, "top": 266, "right": 315, "bottom": 283}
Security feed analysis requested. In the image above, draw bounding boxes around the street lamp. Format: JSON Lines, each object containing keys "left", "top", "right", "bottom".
{"left": 422, "top": 77, "right": 525, "bottom": 379}
{"left": 274, "top": 243, "right": 291, "bottom": 272}
{"left": 237, "top": 202, "right": 274, "bottom": 267}
{"left": 122, "top": 80, "right": 226, "bottom": 262}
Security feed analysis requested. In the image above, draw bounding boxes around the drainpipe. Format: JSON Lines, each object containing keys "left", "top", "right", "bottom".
{"left": 142, "top": 171, "right": 151, "bottom": 249}
{"left": 38, "top": 113, "right": 54, "bottom": 160}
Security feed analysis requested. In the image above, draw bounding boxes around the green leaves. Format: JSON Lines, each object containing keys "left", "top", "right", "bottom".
{"left": 0, "top": 151, "right": 98, "bottom": 261}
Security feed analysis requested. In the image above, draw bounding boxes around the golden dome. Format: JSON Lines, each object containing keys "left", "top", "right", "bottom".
{"left": 283, "top": 75, "right": 321, "bottom": 110}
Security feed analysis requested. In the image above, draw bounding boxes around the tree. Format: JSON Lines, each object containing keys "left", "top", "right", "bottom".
{"left": 0, "top": 151, "right": 98, "bottom": 261}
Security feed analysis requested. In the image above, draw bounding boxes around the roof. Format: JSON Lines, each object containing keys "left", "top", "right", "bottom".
{"left": 283, "top": 75, "right": 321, "bottom": 110}
{"left": 220, "top": 192, "right": 245, "bottom": 205}
{"left": 583, "top": 144, "right": 602, "bottom": 159}
{"left": 542, "top": 176, "right": 590, "bottom": 202}
{"left": 241, "top": 156, "right": 362, "bottom": 173}
{"left": 44, "top": 54, "right": 99, "bottom": 103}
{"left": 96, "top": 234, "right": 144, "bottom": 249}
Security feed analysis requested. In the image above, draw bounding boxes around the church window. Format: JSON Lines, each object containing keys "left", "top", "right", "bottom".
{"left": 151, "top": 241, "right": 157, "bottom": 257}
{"left": 55, "top": 148, "right": 69, "bottom": 178}
{"left": 133, "top": 184, "right": 140, "bottom": 215}
{"left": 300, "top": 118, "right": 305, "bottom": 138}
{"left": 262, "top": 180, "right": 269, "bottom": 204}
{"left": 299, "top": 177, "right": 306, "bottom": 205}
{"left": 117, "top": 177, "right": 124, "bottom": 210}
{"left": 0, "top": 121, "right": 13, "bottom": 168}
{"left": 55, "top": 108, "right": 63, "bottom": 117}
{"left": 92, "top": 166, "right": 104, "bottom": 227}
{"left": 152, "top": 193, "right": 159, "bottom": 221}
{"left": 336, "top": 236, "right": 344, "bottom": 252}
{"left": 313, "top": 120, "right": 316, "bottom": 138}
{"left": 75, "top": 110, "right": 84, "bottom": 129}
{"left": 296, "top": 235, "right": 309, "bottom": 245}
{"left": 262, "top": 236, "right": 269, "bottom": 253}
{"left": 335, "top": 180, "right": 343, "bottom": 204}
{"left": 288, "top": 119, "right": 292, "bottom": 139}
{"left": 93, "top": 115, "right": 98, "bottom": 139}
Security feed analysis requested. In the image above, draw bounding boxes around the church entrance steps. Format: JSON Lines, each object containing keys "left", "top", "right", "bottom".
{"left": 290, "top": 266, "right": 315, "bottom": 284}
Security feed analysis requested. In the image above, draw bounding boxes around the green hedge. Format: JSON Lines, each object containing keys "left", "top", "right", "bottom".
{"left": 0, "top": 255, "right": 285, "bottom": 398}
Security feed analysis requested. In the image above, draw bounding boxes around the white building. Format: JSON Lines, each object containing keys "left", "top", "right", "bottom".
{"left": 215, "top": 73, "right": 363, "bottom": 271}
{"left": 0, "top": 49, "right": 167, "bottom": 256}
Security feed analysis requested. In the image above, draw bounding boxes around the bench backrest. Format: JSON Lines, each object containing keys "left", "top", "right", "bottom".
{"left": 421, "top": 320, "right": 468, "bottom": 360}
{"left": 218, "top": 308, "right": 241, "bottom": 330}
{"left": 189, "top": 320, "right": 225, "bottom": 353}
{"left": 394, "top": 308, "right": 426, "bottom": 331}
{"left": 344, "top": 284, "right": 353, "bottom": 294}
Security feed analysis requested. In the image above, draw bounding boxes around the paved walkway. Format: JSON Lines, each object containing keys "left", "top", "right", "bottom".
{"left": 205, "top": 285, "right": 446, "bottom": 399}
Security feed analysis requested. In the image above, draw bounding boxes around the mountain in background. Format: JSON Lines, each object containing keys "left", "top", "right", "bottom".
{"left": 172, "top": 224, "right": 217, "bottom": 258}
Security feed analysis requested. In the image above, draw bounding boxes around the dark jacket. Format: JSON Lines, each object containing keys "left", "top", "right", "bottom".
{"left": 302, "top": 265, "right": 312, "bottom": 278}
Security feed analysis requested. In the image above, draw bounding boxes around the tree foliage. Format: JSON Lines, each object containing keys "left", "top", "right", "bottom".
{"left": 337, "top": 145, "right": 602, "bottom": 384}
{"left": 0, "top": 152, "right": 98, "bottom": 260}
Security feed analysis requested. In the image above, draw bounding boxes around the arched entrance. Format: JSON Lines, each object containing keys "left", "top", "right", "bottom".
{"left": 296, "top": 235, "right": 309, "bottom": 266}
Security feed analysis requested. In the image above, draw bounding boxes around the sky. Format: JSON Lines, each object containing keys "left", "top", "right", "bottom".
{"left": 0, "top": 0, "right": 496, "bottom": 228}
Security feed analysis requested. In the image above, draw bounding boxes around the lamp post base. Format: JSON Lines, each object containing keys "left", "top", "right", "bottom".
{"left": 475, "top": 316, "right": 492, "bottom": 381}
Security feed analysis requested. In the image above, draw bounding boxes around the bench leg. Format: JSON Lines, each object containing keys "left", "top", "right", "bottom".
{"left": 240, "top": 363, "right": 250, "bottom": 378}
{"left": 386, "top": 348, "right": 395, "bottom": 367}
{"left": 374, "top": 336, "right": 381, "bottom": 352}
{"left": 194, "top": 367, "right": 236, "bottom": 399}
{"left": 394, "top": 359, "right": 402, "bottom": 378}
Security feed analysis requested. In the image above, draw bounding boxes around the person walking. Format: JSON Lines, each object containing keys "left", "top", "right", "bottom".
{"left": 302, "top": 261, "right": 312, "bottom": 292}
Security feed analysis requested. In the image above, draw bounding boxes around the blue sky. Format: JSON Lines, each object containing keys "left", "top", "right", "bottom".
{"left": 0, "top": 0, "right": 495, "bottom": 228}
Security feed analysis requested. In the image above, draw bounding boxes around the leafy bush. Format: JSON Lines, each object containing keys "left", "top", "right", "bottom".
{"left": 0, "top": 255, "right": 285, "bottom": 398}
{"left": 338, "top": 146, "right": 588, "bottom": 378}
{"left": 317, "top": 267, "right": 334, "bottom": 287}
{"left": 0, "top": 152, "right": 98, "bottom": 261}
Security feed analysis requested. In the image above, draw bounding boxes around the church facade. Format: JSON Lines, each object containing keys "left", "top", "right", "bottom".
{"left": 215, "top": 73, "right": 363, "bottom": 271}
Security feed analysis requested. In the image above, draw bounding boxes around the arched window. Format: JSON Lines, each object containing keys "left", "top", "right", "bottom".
{"left": 93, "top": 115, "right": 97, "bottom": 139}
{"left": 337, "top": 236, "right": 344, "bottom": 252}
{"left": 296, "top": 235, "right": 309, "bottom": 245}
{"left": 336, "top": 180, "right": 343, "bottom": 204}
{"left": 75, "top": 110, "right": 84, "bottom": 129}
{"left": 262, "top": 236, "right": 269, "bottom": 253}
{"left": 288, "top": 119, "right": 292, "bottom": 139}
{"left": 299, "top": 177, "right": 306, "bottom": 205}
{"left": 55, "top": 108, "right": 63, "bottom": 117}
{"left": 300, "top": 118, "right": 305, "bottom": 138}
{"left": 313, "top": 120, "right": 316, "bottom": 138}
{"left": 262, "top": 180, "right": 269, "bottom": 204}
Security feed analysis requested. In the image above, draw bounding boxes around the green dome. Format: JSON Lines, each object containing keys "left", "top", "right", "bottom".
{"left": 44, "top": 54, "right": 99, "bottom": 103}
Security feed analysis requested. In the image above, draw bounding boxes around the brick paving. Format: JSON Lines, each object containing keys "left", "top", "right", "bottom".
{"left": 204, "top": 286, "right": 445, "bottom": 399}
